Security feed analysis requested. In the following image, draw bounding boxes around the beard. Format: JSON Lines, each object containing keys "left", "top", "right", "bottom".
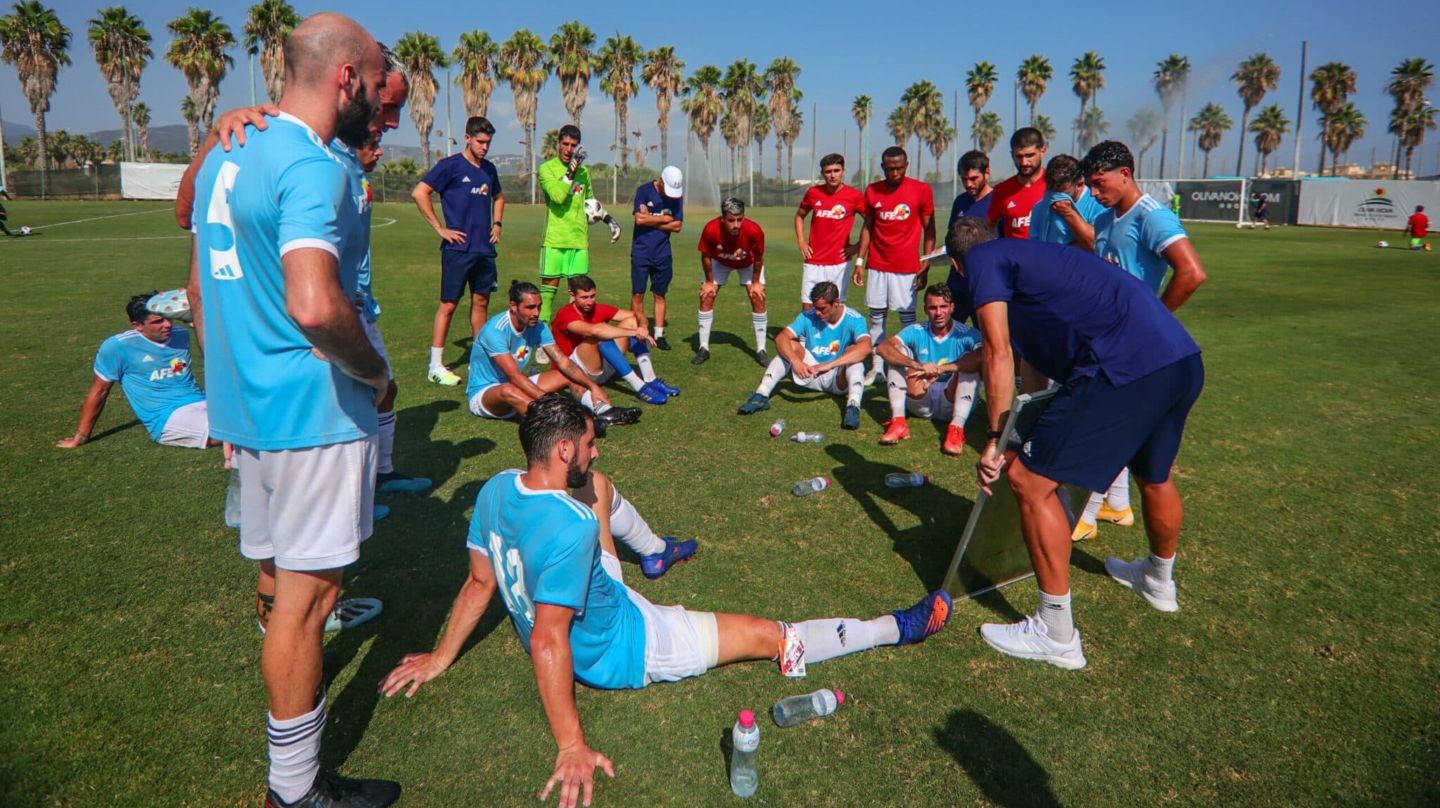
{"left": 565, "top": 452, "right": 589, "bottom": 490}
{"left": 336, "top": 81, "right": 374, "bottom": 149}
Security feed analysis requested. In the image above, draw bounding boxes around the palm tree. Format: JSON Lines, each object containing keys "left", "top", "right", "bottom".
{"left": 852, "top": 94, "right": 872, "bottom": 183}
{"left": 1069, "top": 51, "right": 1106, "bottom": 148}
{"left": 1033, "top": 114, "right": 1056, "bottom": 143}
{"left": 242, "top": 0, "right": 297, "bottom": 104}
{"left": 1390, "top": 105, "right": 1436, "bottom": 178}
{"left": 541, "top": 127, "right": 560, "bottom": 160}
{"left": 499, "top": 28, "right": 548, "bottom": 195}
{"left": 165, "top": 9, "right": 234, "bottom": 147}
{"left": 719, "top": 112, "right": 738, "bottom": 184}
{"left": 1385, "top": 58, "right": 1434, "bottom": 179}
{"left": 452, "top": 31, "right": 498, "bottom": 118}
{"left": 1249, "top": 104, "right": 1290, "bottom": 174}
{"left": 1309, "top": 61, "right": 1356, "bottom": 176}
{"left": 784, "top": 103, "right": 803, "bottom": 184}
{"left": 1189, "top": 102, "right": 1233, "bottom": 178}
{"left": 105, "top": 137, "right": 122, "bottom": 163}
{"left": 395, "top": 32, "right": 447, "bottom": 170}
{"left": 1154, "top": 54, "right": 1190, "bottom": 178}
{"left": 681, "top": 64, "right": 722, "bottom": 159}
{"left": 641, "top": 46, "right": 683, "bottom": 166}
{"left": 383, "top": 156, "right": 419, "bottom": 175}
{"left": 1126, "top": 107, "right": 1162, "bottom": 176}
{"left": 886, "top": 104, "right": 911, "bottom": 148}
{"left": 1075, "top": 106, "right": 1109, "bottom": 152}
{"left": 720, "top": 58, "right": 765, "bottom": 183}
{"left": 1324, "top": 103, "right": 1366, "bottom": 169}
{"left": 180, "top": 94, "right": 200, "bottom": 154}
{"left": 1231, "top": 52, "right": 1280, "bottom": 175}
{"left": 900, "top": 80, "right": 943, "bottom": 177}
{"left": 548, "top": 21, "right": 593, "bottom": 127}
{"left": 596, "top": 33, "right": 643, "bottom": 176}
{"left": 88, "top": 6, "right": 150, "bottom": 163}
{"left": 764, "top": 56, "right": 800, "bottom": 179}
{"left": 0, "top": 1, "right": 71, "bottom": 176}
{"left": 926, "top": 115, "right": 955, "bottom": 179}
{"left": 131, "top": 100, "right": 150, "bottom": 159}
{"left": 965, "top": 60, "right": 997, "bottom": 150}
{"left": 1017, "top": 54, "right": 1052, "bottom": 126}
{"left": 47, "top": 128, "right": 70, "bottom": 167}
{"left": 751, "top": 104, "right": 771, "bottom": 179}
{"left": 973, "top": 110, "right": 1004, "bottom": 154}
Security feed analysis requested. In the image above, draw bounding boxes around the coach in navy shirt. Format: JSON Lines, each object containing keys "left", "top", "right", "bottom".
{"left": 947, "top": 218, "right": 1203, "bottom": 671}
{"left": 630, "top": 166, "right": 685, "bottom": 350}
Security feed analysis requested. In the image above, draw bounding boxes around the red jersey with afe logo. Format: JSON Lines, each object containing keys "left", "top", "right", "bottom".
{"left": 798, "top": 184, "right": 867, "bottom": 265}
{"left": 699, "top": 217, "right": 766, "bottom": 269}
{"left": 864, "top": 177, "right": 934, "bottom": 274}
{"left": 987, "top": 171, "right": 1048, "bottom": 240}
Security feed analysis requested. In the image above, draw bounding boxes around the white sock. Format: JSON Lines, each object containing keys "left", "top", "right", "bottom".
{"left": 580, "top": 391, "right": 612, "bottom": 414}
{"left": 610, "top": 485, "right": 666, "bottom": 556}
{"left": 751, "top": 313, "right": 768, "bottom": 352}
{"left": 635, "top": 353, "right": 657, "bottom": 383}
{"left": 1037, "top": 590, "right": 1074, "bottom": 644}
{"left": 697, "top": 310, "right": 714, "bottom": 349}
{"left": 756, "top": 356, "right": 790, "bottom": 397}
{"left": 845, "top": 363, "right": 864, "bottom": 407}
{"left": 429, "top": 346, "right": 444, "bottom": 370}
{"left": 788, "top": 616, "right": 898, "bottom": 663}
{"left": 621, "top": 371, "right": 646, "bottom": 393}
{"left": 1146, "top": 553, "right": 1175, "bottom": 583}
{"left": 1106, "top": 469, "right": 1131, "bottom": 510}
{"left": 376, "top": 411, "right": 395, "bottom": 475}
{"left": 885, "top": 368, "right": 908, "bottom": 419}
{"left": 949, "top": 371, "right": 979, "bottom": 427}
{"left": 1082, "top": 492, "right": 1104, "bottom": 524}
{"left": 654, "top": 325, "right": 665, "bottom": 338}
{"left": 868, "top": 308, "right": 888, "bottom": 374}
{"left": 267, "top": 697, "right": 326, "bottom": 804}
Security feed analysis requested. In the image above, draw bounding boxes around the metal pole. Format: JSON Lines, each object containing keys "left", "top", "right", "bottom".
{"left": 0, "top": 93, "right": 8, "bottom": 191}
{"left": 810, "top": 101, "right": 817, "bottom": 184}
{"left": 1178, "top": 85, "right": 1189, "bottom": 180}
{"left": 446, "top": 68, "right": 454, "bottom": 156}
{"left": 1013, "top": 80, "right": 1018, "bottom": 132}
{"left": 864, "top": 117, "right": 870, "bottom": 186}
{"left": 249, "top": 51, "right": 257, "bottom": 106}
{"left": 953, "top": 89, "right": 959, "bottom": 202}
{"left": 1292, "top": 41, "right": 1306, "bottom": 176}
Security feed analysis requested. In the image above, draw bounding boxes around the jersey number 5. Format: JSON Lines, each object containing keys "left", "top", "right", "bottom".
{"left": 206, "top": 162, "right": 244, "bottom": 281}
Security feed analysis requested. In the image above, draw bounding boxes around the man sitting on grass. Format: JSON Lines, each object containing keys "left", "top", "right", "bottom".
{"left": 550, "top": 276, "right": 679, "bottom": 406}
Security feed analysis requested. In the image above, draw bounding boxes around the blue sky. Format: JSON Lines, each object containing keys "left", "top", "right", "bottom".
{"left": 4, "top": 0, "right": 1437, "bottom": 178}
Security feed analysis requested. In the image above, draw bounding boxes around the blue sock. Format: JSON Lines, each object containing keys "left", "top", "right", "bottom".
{"left": 597, "top": 340, "right": 636, "bottom": 377}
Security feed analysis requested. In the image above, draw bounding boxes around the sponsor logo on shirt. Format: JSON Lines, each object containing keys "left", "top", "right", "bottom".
{"left": 815, "top": 204, "right": 849, "bottom": 220}
{"left": 878, "top": 203, "right": 912, "bottom": 222}
{"left": 570, "top": 182, "right": 584, "bottom": 195}
{"left": 812, "top": 339, "right": 842, "bottom": 358}
{"left": 362, "top": 178, "right": 372, "bottom": 204}
{"left": 719, "top": 247, "right": 748, "bottom": 263}
{"left": 462, "top": 176, "right": 472, "bottom": 183}
{"left": 169, "top": 358, "right": 188, "bottom": 374}
{"left": 515, "top": 345, "right": 529, "bottom": 363}
{"left": 142, "top": 354, "right": 156, "bottom": 363}
{"left": 1011, "top": 214, "right": 1032, "bottom": 229}
{"left": 471, "top": 184, "right": 490, "bottom": 196}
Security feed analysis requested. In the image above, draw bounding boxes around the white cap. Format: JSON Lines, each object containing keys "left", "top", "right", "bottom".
{"left": 660, "top": 166, "right": 683, "bottom": 198}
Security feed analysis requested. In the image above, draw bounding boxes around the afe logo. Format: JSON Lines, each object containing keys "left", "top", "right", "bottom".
{"left": 878, "top": 203, "right": 912, "bottom": 222}
{"left": 815, "top": 204, "right": 848, "bottom": 220}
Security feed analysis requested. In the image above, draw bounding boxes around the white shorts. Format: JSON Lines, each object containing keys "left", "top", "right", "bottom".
{"left": 237, "top": 436, "right": 377, "bottom": 571}
{"left": 801, "top": 262, "right": 850, "bottom": 304}
{"left": 600, "top": 553, "right": 719, "bottom": 685}
{"left": 864, "top": 269, "right": 918, "bottom": 312}
{"left": 569, "top": 346, "right": 615, "bottom": 385}
{"left": 158, "top": 401, "right": 210, "bottom": 449}
{"left": 907, "top": 378, "right": 954, "bottom": 421}
{"left": 713, "top": 264, "right": 765, "bottom": 287}
{"left": 468, "top": 374, "right": 542, "bottom": 419}
{"left": 361, "top": 317, "right": 393, "bottom": 380}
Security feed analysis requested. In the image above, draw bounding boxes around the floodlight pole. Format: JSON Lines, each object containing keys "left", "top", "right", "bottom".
{"left": 811, "top": 101, "right": 818, "bottom": 184}
{"left": 446, "top": 67, "right": 454, "bottom": 156}
{"left": 0, "top": 93, "right": 7, "bottom": 192}
{"left": 1292, "top": 41, "right": 1306, "bottom": 177}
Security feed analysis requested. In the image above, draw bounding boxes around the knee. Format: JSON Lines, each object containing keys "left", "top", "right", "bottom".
{"left": 1006, "top": 461, "right": 1054, "bottom": 501}
{"left": 438, "top": 300, "right": 458, "bottom": 314}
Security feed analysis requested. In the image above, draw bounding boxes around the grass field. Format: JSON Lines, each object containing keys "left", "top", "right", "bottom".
{"left": 1, "top": 200, "right": 1438, "bottom": 807}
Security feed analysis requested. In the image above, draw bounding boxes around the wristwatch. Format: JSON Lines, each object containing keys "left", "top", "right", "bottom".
{"left": 985, "top": 429, "right": 1003, "bottom": 441}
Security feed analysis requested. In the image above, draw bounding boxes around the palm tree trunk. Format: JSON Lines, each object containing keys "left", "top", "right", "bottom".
{"left": 1030, "top": 100, "right": 1037, "bottom": 127}
{"left": 973, "top": 108, "right": 980, "bottom": 150}
{"left": 776, "top": 137, "right": 783, "bottom": 180}
{"left": 1235, "top": 108, "right": 1250, "bottom": 176}
{"left": 1316, "top": 116, "right": 1327, "bottom": 175}
{"left": 787, "top": 140, "right": 794, "bottom": 184}
{"left": 1202, "top": 149, "right": 1210, "bottom": 178}
{"left": 619, "top": 100, "right": 630, "bottom": 176}
{"left": 659, "top": 117, "right": 668, "bottom": 167}
{"left": 35, "top": 111, "right": 50, "bottom": 177}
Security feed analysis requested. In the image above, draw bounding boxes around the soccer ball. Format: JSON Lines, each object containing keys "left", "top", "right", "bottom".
{"left": 18, "top": 226, "right": 31, "bottom": 236}
{"left": 1376, "top": 241, "right": 1389, "bottom": 249}
{"left": 1235, "top": 222, "right": 1244, "bottom": 229}
{"left": 583, "top": 198, "right": 606, "bottom": 224}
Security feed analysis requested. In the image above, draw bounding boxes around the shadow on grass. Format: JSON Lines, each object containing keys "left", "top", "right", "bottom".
{"left": 933, "top": 709, "right": 1062, "bottom": 808}
{"left": 687, "top": 329, "right": 759, "bottom": 363}
{"left": 86, "top": 419, "right": 142, "bottom": 444}
{"left": 391, "top": 399, "right": 494, "bottom": 491}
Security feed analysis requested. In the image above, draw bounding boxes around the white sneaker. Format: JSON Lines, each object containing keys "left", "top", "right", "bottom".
{"left": 428, "top": 366, "right": 461, "bottom": 386}
{"left": 1105, "top": 556, "right": 1179, "bottom": 612}
{"left": 979, "top": 616, "right": 1087, "bottom": 670}
{"left": 864, "top": 367, "right": 882, "bottom": 387}
{"left": 536, "top": 350, "right": 552, "bottom": 365}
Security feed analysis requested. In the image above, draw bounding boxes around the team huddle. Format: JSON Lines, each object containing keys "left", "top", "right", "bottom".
{"left": 54, "top": 13, "right": 1214, "bottom": 808}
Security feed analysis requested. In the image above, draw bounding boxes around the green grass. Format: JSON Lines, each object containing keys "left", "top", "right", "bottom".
{"left": 1, "top": 201, "right": 1438, "bottom": 807}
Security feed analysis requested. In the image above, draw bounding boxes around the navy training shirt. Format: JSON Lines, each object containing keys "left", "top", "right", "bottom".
{"left": 420, "top": 152, "right": 502, "bottom": 255}
{"left": 631, "top": 180, "right": 682, "bottom": 261}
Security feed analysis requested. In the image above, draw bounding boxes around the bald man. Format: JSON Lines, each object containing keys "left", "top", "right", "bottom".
{"left": 185, "top": 14, "right": 401, "bottom": 808}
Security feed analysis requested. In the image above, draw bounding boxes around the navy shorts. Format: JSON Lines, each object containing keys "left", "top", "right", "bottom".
{"left": 1017, "top": 353, "right": 1204, "bottom": 493}
{"left": 440, "top": 250, "right": 498, "bottom": 301}
{"left": 631, "top": 255, "right": 674, "bottom": 296}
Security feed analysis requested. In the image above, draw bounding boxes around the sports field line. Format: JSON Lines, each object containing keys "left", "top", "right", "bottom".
{"left": 373, "top": 216, "right": 396, "bottom": 228}
{"left": 3, "top": 235, "right": 190, "bottom": 243}
{"left": 31, "top": 206, "right": 173, "bottom": 230}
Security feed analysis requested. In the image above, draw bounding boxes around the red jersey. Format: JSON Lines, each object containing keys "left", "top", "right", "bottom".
{"left": 987, "top": 171, "right": 1048, "bottom": 239}
{"left": 798, "top": 184, "right": 866, "bottom": 265}
{"left": 699, "top": 217, "right": 766, "bottom": 269}
{"left": 1409, "top": 212, "right": 1429, "bottom": 239}
{"left": 550, "top": 302, "right": 619, "bottom": 358}
{"left": 864, "top": 177, "right": 935, "bottom": 274}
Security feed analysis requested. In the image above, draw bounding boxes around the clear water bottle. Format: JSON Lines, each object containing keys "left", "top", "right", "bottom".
{"left": 224, "top": 466, "right": 242, "bottom": 528}
{"left": 769, "top": 418, "right": 787, "bottom": 437}
{"left": 772, "top": 689, "right": 845, "bottom": 727}
{"left": 792, "top": 477, "right": 829, "bottom": 497}
{"left": 730, "top": 709, "right": 760, "bottom": 798}
{"left": 791, "top": 431, "right": 824, "bottom": 444}
{"left": 884, "top": 472, "right": 929, "bottom": 488}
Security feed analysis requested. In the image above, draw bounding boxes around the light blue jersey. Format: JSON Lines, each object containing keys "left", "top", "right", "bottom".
{"left": 1028, "top": 186, "right": 1106, "bottom": 246}
{"left": 1093, "top": 193, "right": 1188, "bottom": 295}
{"left": 93, "top": 328, "right": 206, "bottom": 441}
{"left": 468, "top": 310, "right": 556, "bottom": 397}
{"left": 334, "top": 142, "right": 381, "bottom": 323}
{"left": 896, "top": 321, "right": 982, "bottom": 382}
{"left": 467, "top": 470, "right": 647, "bottom": 690}
{"left": 192, "top": 113, "right": 375, "bottom": 450}
{"left": 784, "top": 305, "right": 869, "bottom": 362}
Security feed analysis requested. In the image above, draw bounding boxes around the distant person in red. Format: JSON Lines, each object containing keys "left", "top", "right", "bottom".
{"left": 694, "top": 197, "right": 768, "bottom": 365}
{"left": 1409, "top": 205, "right": 1431, "bottom": 252}
{"left": 987, "top": 128, "right": 1048, "bottom": 240}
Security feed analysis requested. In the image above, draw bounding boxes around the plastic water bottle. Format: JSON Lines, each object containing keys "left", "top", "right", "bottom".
{"left": 884, "top": 472, "right": 929, "bottom": 488}
{"left": 771, "top": 689, "right": 845, "bottom": 727}
{"left": 769, "top": 418, "right": 787, "bottom": 437}
{"left": 792, "top": 477, "right": 829, "bottom": 497}
{"left": 791, "top": 431, "right": 824, "bottom": 444}
{"left": 729, "top": 709, "right": 760, "bottom": 798}
{"left": 224, "top": 466, "right": 242, "bottom": 528}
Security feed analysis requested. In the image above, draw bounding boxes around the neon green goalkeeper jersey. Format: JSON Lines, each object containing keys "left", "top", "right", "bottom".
{"left": 539, "top": 158, "right": 594, "bottom": 250}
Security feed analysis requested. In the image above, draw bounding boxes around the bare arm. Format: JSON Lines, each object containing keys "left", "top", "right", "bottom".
{"left": 922, "top": 212, "right": 937, "bottom": 255}
{"left": 814, "top": 335, "right": 873, "bottom": 374}
{"left": 411, "top": 182, "right": 467, "bottom": 245}
{"left": 1052, "top": 200, "right": 1095, "bottom": 252}
{"left": 853, "top": 217, "right": 873, "bottom": 286}
{"left": 1159, "top": 239, "right": 1206, "bottom": 312}
{"left": 491, "top": 351, "right": 550, "bottom": 399}
{"left": 380, "top": 551, "right": 497, "bottom": 697}
{"left": 490, "top": 194, "right": 505, "bottom": 244}
{"left": 283, "top": 248, "right": 388, "bottom": 395}
{"left": 794, "top": 209, "right": 813, "bottom": 260}
{"left": 775, "top": 328, "right": 809, "bottom": 371}
{"left": 544, "top": 346, "right": 610, "bottom": 406}
{"left": 975, "top": 301, "right": 1015, "bottom": 495}
{"left": 532, "top": 603, "right": 615, "bottom": 808}
{"left": 56, "top": 377, "right": 114, "bottom": 448}
{"left": 187, "top": 238, "right": 205, "bottom": 353}
{"left": 700, "top": 254, "right": 716, "bottom": 285}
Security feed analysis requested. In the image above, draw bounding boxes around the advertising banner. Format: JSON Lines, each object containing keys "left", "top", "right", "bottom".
{"left": 1298, "top": 180, "right": 1440, "bottom": 229}
{"left": 1176, "top": 180, "right": 1245, "bottom": 223}
{"left": 1246, "top": 179, "right": 1299, "bottom": 225}
{"left": 119, "top": 162, "right": 186, "bottom": 200}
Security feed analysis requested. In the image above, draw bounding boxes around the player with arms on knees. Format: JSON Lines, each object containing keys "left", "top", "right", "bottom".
{"left": 987, "top": 128, "right": 1048, "bottom": 240}
{"left": 1027, "top": 153, "right": 1105, "bottom": 251}
{"left": 736, "top": 281, "right": 871, "bottom": 430}
{"left": 630, "top": 166, "right": 684, "bottom": 350}
{"left": 854, "top": 146, "right": 936, "bottom": 384}
{"left": 379, "top": 394, "right": 952, "bottom": 806}
{"left": 58, "top": 292, "right": 217, "bottom": 451}
{"left": 795, "top": 153, "right": 865, "bottom": 309}
{"left": 1076, "top": 140, "right": 1207, "bottom": 543}
{"left": 468, "top": 281, "right": 640, "bottom": 430}
{"left": 552, "top": 276, "right": 680, "bottom": 406}
{"left": 874, "top": 284, "right": 982, "bottom": 455}
{"left": 693, "top": 198, "right": 769, "bottom": 366}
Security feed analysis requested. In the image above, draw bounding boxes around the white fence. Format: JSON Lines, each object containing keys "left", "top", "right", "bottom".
{"left": 119, "top": 162, "right": 187, "bottom": 200}
{"left": 1297, "top": 180, "right": 1440, "bottom": 229}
